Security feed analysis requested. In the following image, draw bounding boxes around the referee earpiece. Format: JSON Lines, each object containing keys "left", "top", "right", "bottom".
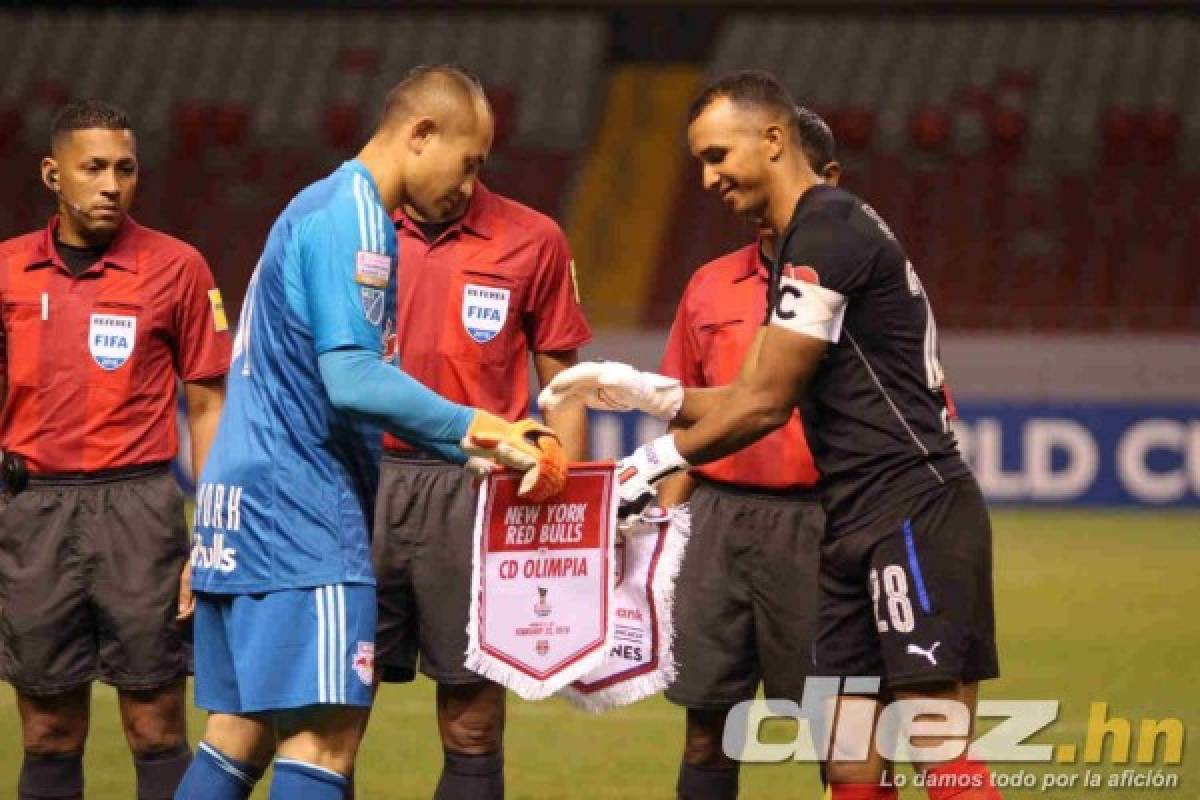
{"left": 44, "top": 169, "right": 60, "bottom": 192}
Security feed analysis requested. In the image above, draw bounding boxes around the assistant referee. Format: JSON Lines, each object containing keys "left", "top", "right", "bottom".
{"left": 0, "top": 100, "right": 231, "bottom": 800}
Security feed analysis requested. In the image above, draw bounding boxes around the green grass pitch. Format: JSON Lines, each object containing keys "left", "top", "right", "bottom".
{"left": 2, "top": 510, "right": 1196, "bottom": 798}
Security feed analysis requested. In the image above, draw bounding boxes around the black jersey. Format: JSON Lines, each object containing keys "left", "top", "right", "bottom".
{"left": 767, "top": 184, "right": 969, "bottom": 536}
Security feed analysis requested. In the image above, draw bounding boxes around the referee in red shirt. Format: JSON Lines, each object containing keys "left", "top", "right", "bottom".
{"left": 656, "top": 107, "right": 839, "bottom": 800}
{"left": 0, "top": 101, "right": 231, "bottom": 800}
{"left": 371, "top": 180, "right": 590, "bottom": 797}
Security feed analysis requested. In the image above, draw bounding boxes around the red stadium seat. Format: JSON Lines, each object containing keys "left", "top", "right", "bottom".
{"left": 830, "top": 107, "right": 874, "bottom": 151}
{"left": 26, "top": 78, "right": 70, "bottom": 108}
{"left": 324, "top": 103, "right": 362, "bottom": 151}
{"left": 0, "top": 106, "right": 23, "bottom": 152}
{"left": 910, "top": 106, "right": 951, "bottom": 153}
{"left": 213, "top": 104, "right": 250, "bottom": 149}
{"left": 485, "top": 86, "right": 518, "bottom": 152}
{"left": 1144, "top": 108, "right": 1180, "bottom": 165}
{"left": 989, "top": 107, "right": 1027, "bottom": 159}
{"left": 172, "top": 102, "right": 210, "bottom": 158}
{"left": 1101, "top": 108, "right": 1139, "bottom": 164}
{"left": 337, "top": 46, "right": 381, "bottom": 75}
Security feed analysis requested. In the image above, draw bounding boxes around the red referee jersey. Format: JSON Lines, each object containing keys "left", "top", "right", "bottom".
{"left": 384, "top": 183, "right": 591, "bottom": 452}
{"left": 0, "top": 216, "right": 232, "bottom": 474}
{"left": 660, "top": 242, "right": 819, "bottom": 490}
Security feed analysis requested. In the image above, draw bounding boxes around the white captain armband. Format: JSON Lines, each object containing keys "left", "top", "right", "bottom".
{"left": 768, "top": 273, "right": 848, "bottom": 343}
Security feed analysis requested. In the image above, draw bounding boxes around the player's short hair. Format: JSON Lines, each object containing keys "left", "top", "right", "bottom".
{"left": 688, "top": 70, "right": 798, "bottom": 134}
{"left": 794, "top": 105, "right": 836, "bottom": 173}
{"left": 380, "top": 64, "right": 488, "bottom": 128}
{"left": 690, "top": 73, "right": 836, "bottom": 173}
{"left": 50, "top": 99, "right": 132, "bottom": 147}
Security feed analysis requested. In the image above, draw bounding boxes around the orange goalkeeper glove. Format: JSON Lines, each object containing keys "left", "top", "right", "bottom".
{"left": 461, "top": 411, "right": 567, "bottom": 502}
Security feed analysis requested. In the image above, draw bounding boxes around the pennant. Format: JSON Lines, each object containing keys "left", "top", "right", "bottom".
{"left": 560, "top": 506, "right": 690, "bottom": 712}
{"left": 466, "top": 463, "right": 618, "bottom": 700}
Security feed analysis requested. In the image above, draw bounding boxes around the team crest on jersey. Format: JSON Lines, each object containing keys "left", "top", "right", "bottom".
{"left": 783, "top": 264, "right": 821, "bottom": 285}
{"left": 352, "top": 641, "right": 375, "bottom": 686}
{"left": 360, "top": 287, "right": 385, "bottom": 327}
{"left": 89, "top": 313, "right": 137, "bottom": 370}
{"left": 462, "top": 283, "right": 510, "bottom": 343}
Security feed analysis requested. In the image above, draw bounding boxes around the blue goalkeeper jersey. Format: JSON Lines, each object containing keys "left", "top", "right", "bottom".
{"left": 191, "top": 160, "right": 397, "bottom": 594}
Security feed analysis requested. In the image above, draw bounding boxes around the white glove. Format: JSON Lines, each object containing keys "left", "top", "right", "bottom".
{"left": 538, "top": 361, "right": 684, "bottom": 421}
{"left": 615, "top": 434, "right": 690, "bottom": 520}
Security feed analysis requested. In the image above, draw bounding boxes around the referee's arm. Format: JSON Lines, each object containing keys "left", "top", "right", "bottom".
{"left": 535, "top": 349, "right": 588, "bottom": 462}
{"left": 670, "top": 325, "right": 772, "bottom": 425}
{"left": 671, "top": 325, "right": 825, "bottom": 467}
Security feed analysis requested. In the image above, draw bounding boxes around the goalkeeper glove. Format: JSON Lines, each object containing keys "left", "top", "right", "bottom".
{"left": 461, "top": 411, "right": 567, "bottom": 502}
{"left": 538, "top": 361, "right": 683, "bottom": 421}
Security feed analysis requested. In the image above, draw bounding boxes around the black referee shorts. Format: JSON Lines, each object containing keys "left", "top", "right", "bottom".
{"left": 372, "top": 456, "right": 483, "bottom": 685}
{"left": 666, "top": 479, "right": 824, "bottom": 709}
{"left": 0, "top": 465, "right": 191, "bottom": 695}
{"left": 814, "top": 476, "right": 999, "bottom": 690}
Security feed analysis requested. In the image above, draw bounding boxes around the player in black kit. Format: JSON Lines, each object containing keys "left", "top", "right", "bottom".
{"left": 540, "top": 71, "right": 1002, "bottom": 800}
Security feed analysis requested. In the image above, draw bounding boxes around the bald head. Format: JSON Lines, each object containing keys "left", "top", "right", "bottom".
{"left": 365, "top": 64, "right": 495, "bottom": 223}
{"left": 380, "top": 64, "right": 491, "bottom": 136}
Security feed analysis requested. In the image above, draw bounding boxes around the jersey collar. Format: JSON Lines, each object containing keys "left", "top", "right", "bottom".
{"left": 735, "top": 236, "right": 774, "bottom": 283}
{"left": 393, "top": 182, "right": 496, "bottom": 243}
{"left": 25, "top": 215, "right": 140, "bottom": 274}
{"left": 343, "top": 159, "right": 386, "bottom": 204}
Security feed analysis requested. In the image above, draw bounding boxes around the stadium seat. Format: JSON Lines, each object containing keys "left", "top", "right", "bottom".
{"left": 910, "top": 106, "right": 952, "bottom": 153}
{"left": 323, "top": 103, "right": 361, "bottom": 152}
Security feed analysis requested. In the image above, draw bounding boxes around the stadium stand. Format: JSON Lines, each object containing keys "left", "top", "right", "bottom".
{"left": 647, "top": 14, "right": 1200, "bottom": 332}
{"left": 0, "top": 9, "right": 607, "bottom": 316}
{"left": 2, "top": 10, "right": 1195, "bottom": 332}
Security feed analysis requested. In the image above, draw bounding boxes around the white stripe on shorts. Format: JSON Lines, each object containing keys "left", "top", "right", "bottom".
{"left": 315, "top": 587, "right": 327, "bottom": 703}
{"left": 336, "top": 585, "right": 347, "bottom": 703}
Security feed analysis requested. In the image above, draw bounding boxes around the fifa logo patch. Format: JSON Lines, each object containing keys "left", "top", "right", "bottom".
{"left": 352, "top": 641, "right": 375, "bottom": 686}
{"left": 462, "top": 283, "right": 510, "bottom": 344}
{"left": 89, "top": 313, "right": 136, "bottom": 370}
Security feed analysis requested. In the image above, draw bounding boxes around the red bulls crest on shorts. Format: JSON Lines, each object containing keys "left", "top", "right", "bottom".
{"left": 352, "top": 641, "right": 374, "bottom": 686}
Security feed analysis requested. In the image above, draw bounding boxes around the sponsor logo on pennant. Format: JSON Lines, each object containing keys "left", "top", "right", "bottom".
{"left": 355, "top": 250, "right": 391, "bottom": 288}
{"left": 352, "top": 641, "right": 375, "bottom": 686}
{"left": 534, "top": 587, "right": 552, "bottom": 617}
{"left": 462, "top": 283, "right": 510, "bottom": 344}
{"left": 89, "top": 313, "right": 137, "bottom": 370}
{"left": 360, "top": 287, "right": 385, "bottom": 327}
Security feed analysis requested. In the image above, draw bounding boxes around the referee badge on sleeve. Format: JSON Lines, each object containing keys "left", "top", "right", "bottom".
{"left": 208, "top": 289, "right": 229, "bottom": 332}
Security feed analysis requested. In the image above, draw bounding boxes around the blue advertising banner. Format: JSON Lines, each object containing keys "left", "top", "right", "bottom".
{"left": 173, "top": 402, "right": 1200, "bottom": 508}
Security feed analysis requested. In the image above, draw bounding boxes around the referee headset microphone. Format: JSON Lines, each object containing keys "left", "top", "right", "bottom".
{"left": 45, "top": 168, "right": 90, "bottom": 217}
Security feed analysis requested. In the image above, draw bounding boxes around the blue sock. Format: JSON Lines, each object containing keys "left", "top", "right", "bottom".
{"left": 174, "top": 742, "right": 264, "bottom": 800}
{"left": 270, "top": 759, "right": 348, "bottom": 800}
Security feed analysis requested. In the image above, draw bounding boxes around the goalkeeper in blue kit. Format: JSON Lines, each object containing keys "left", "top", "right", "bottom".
{"left": 175, "top": 67, "right": 565, "bottom": 800}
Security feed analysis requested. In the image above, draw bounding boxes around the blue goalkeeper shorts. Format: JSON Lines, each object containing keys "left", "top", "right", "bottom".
{"left": 193, "top": 584, "right": 376, "bottom": 713}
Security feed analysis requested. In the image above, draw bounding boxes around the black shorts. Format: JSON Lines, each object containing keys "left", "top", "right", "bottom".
{"left": 372, "top": 456, "right": 482, "bottom": 685}
{"left": 665, "top": 479, "right": 824, "bottom": 709}
{"left": 814, "top": 476, "right": 999, "bottom": 690}
{"left": 0, "top": 465, "right": 191, "bottom": 695}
